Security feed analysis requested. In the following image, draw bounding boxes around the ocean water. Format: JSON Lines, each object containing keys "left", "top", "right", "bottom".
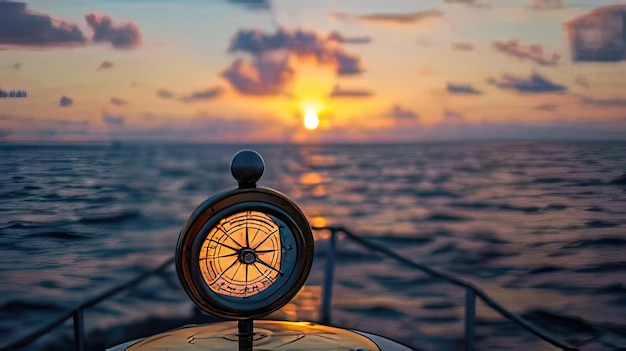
{"left": 1, "top": 142, "right": 625, "bottom": 350}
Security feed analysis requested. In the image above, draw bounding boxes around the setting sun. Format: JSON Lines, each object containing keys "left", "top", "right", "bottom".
{"left": 304, "top": 107, "right": 320, "bottom": 130}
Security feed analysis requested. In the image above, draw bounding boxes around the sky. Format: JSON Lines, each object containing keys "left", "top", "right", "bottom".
{"left": 1, "top": 0, "right": 626, "bottom": 142}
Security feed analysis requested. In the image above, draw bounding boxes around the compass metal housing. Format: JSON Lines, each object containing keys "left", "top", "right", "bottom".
{"left": 175, "top": 151, "right": 314, "bottom": 320}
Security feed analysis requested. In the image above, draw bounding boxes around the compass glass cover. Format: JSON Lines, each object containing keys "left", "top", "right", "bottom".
{"left": 198, "top": 210, "right": 294, "bottom": 298}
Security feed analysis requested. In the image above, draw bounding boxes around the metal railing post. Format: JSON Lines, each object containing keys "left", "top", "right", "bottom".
{"left": 73, "top": 308, "right": 85, "bottom": 351}
{"left": 464, "top": 288, "right": 476, "bottom": 351}
{"left": 320, "top": 228, "right": 338, "bottom": 324}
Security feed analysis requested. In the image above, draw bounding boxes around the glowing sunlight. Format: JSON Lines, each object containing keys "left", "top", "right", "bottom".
{"left": 304, "top": 107, "right": 320, "bottom": 130}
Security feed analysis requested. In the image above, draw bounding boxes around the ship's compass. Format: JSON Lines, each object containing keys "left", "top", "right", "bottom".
{"left": 175, "top": 150, "right": 314, "bottom": 320}
{"left": 108, "top": 150, "right": 410, "bottom": 350}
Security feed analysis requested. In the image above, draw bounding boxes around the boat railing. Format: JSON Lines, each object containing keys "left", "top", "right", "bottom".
{"left": 0, "top": 225, "right": 577, "bottom": 351}
{"left": 315, "top": 226, "right": 577, "bottom": 351}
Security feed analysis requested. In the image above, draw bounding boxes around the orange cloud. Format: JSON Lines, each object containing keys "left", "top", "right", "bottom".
{"left": 329, "top": 85, "right": 374, "bottom": 98}
{"left": 97, "top": 61, "right": 114, "bottom": 71}
{"left": 492, "top": 40, "right": 560, "bottom": 66}
{"left": 222, "top": 58, "right": 294, "bottom": 96}
{"left": 359, "top": 9, "right": 443, "bottom": 25}
{"left": 110, "top": 97, "right": 128, "bottom": 106}
{"left": 178, "top": 87, "right": 224, "bottom": 103}
{"left": 227, "top": 28, "right": 365, "bottom": 76}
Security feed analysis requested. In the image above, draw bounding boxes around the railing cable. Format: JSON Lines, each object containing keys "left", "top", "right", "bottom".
{"left": 315, "top": 226, "right": 577, "bottom": 351}
{"left": 1, "top": 257, "right": 174, "bottom": 351}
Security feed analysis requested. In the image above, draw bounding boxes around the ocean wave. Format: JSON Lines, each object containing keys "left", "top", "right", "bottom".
{"left": 521, "top": 309, "right": 600, "bottom": 345}
{"left": 342, "top": 305, "right": 405, "bottom": 318}
{"left": 314, "top": 249, "right": 384, "bottom": 263}
{"left": 1, "top": 299, "right": 63, "bottom": 312}
{"left": 426, "top": 213, "right": 468, "bottom": 222}
{"left": 585, "top": 220, "right": 619, "bottom": 228}
{"left": 564, "top": 237, "right": 626, "bottom": 249}
{"left": 531, "top": 177, "right": 568, "bottom": 184}
{"left": 1, "top": 221, "right": 51, "bottom": 230}
{"left": 575, "top": 262, "right": 626, "bottom": 273}
{"left": 370, "top": 235, "right": 433, "bottom": 246}
{"left": 450, "top": 201, "right": 544, "bottom": 213}
{"left": 609, "top": 174, "right": 626, "bottom": 185}
{"left": 594, "top": 283, "right": 626, "bottom": 294}
{"left": 78, "top": 210, "right": 141, "bottom": 224}
{"left": 528, "top": 266, "right": 565, "bottom": 274}
{"left": 30, "top": 231, "right": 89, "bottom": 240}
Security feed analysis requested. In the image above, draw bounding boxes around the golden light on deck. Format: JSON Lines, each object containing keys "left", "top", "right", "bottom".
{"left": 304, "top": 107, "right": 320, "bottom": 130}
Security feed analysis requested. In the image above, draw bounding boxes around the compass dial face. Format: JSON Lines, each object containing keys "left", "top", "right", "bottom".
{"left": 176, "top": 189, "right": 314, "bottom": 319}
{"left": 199, "top": 211, "right": 286, "bottom": 298}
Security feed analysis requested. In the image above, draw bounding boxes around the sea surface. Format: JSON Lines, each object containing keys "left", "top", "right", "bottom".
{"left": 1, "top": 142, "right": 625, "bottom": 350}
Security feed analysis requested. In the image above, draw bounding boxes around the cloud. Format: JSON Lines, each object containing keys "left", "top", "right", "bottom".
{"left": 443, "top": 0, "right": 491, "bottom": 8}
{"left": 487, "top": 72, "right": 566, "bottom": 93}
{"left": 387, "top": 104, "right": 419, "bottom": 120}
{"left": 110, "top": 97, "right": 128, "bottom": 106}
{"left": 0, "top": 2, "right": 87, "bottom": 47}
{"left": 179, "top": 87, "right": 224, "bottom": 102}
{"left": 327, "top": 31, "right": 371, "bottom": 44}
{"left": 358, "top": 9, "right": 443, "bottom": 25}
{"left": 0, "top": 115, "right": 91, "bottom": 140}
{"left": 35, "top": 130, "right": 58, "bottom": 137}
{"left": 333, "top": 51, "right": 364, "bottom": 75}
{"left": 0, "top": 4, "right": 141, "bottom": 51}
{"left": 360, "top": 114, "right": 626, "bottom": 142}
{"left": 442, "top": 110, "right": 465, "bottom": 123}
{"left": 85, "top": 13, "right": 141, "bottom": 49}
{"left": 531, "top": 0, "right": 564, "bottom": 10}
{"left": 157, "top": 89, "right": 175, "bottom": 99}
{"left": 577, "top": 95, "right": 626, "bottom": 107}
{"left": 329, "top": 84, "right": 374, "bottom": 98}
{"left": 0, "top": 128, "right": 11, "bottom": 138}
{"left": 447, "top": 82, "right": 483, "bottom": 95}
{"left": 492, "top": 40, "right": 560, "bottom": 66}
{"left": 566, "top": 6, "right": 626, "bottom": 62}
{"left": 102, "top": 111, "right": 125, "bottom": 127}
{"left": 227, "top": 28, "right": 365, "bottom": 76}
{"left": 59, "top": 95, "right": 73, "bottom": 107}
{"left": 425, "top": 118, "right": 626, "bottom": 141}
{"left": 222, "top": 57, "right": 294, "bottom": 95}
{"left": 451, "top": 42, "right": 474, "bottom": 51}
{"left": 97, "top": 61, "right": 114, "bottom": 71}
{"left": 229, "top": 27, "right": 319, "bottom": 56}
{"left": 535, "top": 103, "right": 558, "bottom": 111}
{"left": 329, "top": 12, "right": 350, "bottom": 20}
{"left": 179, "top": 115, "right": 272, "bottom": 139}
{"left": 575, "top": 75, "right": 589, "bottom": 89}
{"left": 226, "top": 0, "right": 270, "bottom": 10}
{"left": 102, "top": 112, "right": 283, "bottom": 142}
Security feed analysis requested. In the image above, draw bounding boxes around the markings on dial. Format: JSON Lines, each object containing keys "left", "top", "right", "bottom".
{"left": 198, "top": 211, "right": 284, "bottom": 297}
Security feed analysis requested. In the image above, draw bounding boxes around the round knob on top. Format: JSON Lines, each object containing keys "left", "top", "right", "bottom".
{"left": 231, "top": 150, "right": 265, "bottom": 188}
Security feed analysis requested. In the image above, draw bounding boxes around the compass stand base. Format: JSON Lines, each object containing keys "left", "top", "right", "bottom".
{"left": 238, "top": 319, "right": 254, "bottom": 351}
